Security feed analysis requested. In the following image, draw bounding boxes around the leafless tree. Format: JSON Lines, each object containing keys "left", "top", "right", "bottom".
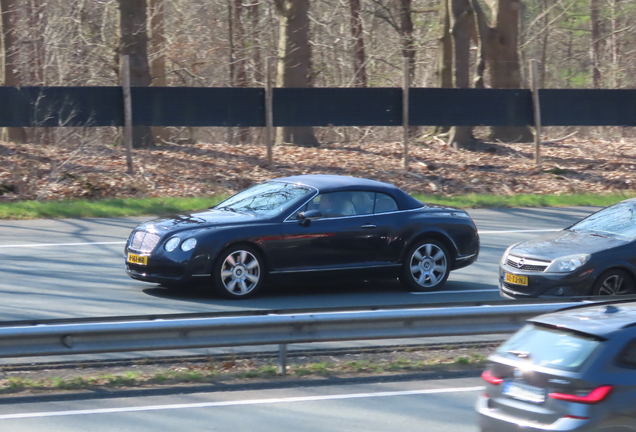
{"left": 0, "top": 0, "right": 27, "bottom": 142}
{"left": 118, "top": 0, "right": 154, "bottom": 148}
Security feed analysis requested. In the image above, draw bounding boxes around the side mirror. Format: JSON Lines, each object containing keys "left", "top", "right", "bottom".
{"left": 298, "top": 209, "right": 322, "bottom": 226}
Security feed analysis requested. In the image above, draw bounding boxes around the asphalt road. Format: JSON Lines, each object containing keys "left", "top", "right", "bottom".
{"left": 0, "top": 206, "right": 599, "bottom": 321}
{"left": 0, "top": 377, "right": 484, "bottom": 431}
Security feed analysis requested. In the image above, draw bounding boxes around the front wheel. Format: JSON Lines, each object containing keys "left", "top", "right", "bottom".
{"left": 400, "top": 239, "right": 451, "bottom": 292}
{"left": 213, "top": 245, "right": 265, "bottom": 299}
{"left": 592, "top": 269, "right": 636, "bottom": 296}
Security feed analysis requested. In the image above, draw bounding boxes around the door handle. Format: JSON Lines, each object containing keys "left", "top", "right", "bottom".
{"left": 361, "top": 224, "right": 377, "bottom": 229}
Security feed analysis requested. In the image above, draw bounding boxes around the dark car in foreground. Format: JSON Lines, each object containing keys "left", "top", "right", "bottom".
{"left": 477, "top": 300, "right": 636, "bottom": 432}
{"left": 500, "top": 199, "right": 636, "bottom": 299}
{"left": 125, "top": 174, "right": 479, "bottom": 299}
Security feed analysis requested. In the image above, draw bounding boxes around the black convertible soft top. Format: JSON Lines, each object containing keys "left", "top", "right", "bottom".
{"left": 273, "top": 174, "right": 424, "bottom": 210}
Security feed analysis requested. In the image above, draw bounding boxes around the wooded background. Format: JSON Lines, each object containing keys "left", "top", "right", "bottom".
{"left": 1, "top": 0, "right": 634, "bottom": 149}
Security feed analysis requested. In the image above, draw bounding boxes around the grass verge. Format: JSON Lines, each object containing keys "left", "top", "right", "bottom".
{"left": 0, "top": 351, "right": 488, "bottom": 395}
{"left": 1, "top": 193, "right": 634, "bottom": 220}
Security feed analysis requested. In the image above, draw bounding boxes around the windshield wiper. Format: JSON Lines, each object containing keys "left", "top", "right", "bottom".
{"left": 589, "top": 232, "right": 610, "bottom": 238}
{"left": 507, "top": 350, "right": 531, "bottom": 359}
{"left": 216, "top": 206, "right": 238, "bottom": 213}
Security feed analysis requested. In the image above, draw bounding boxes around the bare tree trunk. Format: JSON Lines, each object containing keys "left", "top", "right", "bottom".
{"left": 149, "top": 0, "right": 169, "bottom": 144}
{"left": 486, "top": 0, "right": 533, "bottom": 142}
{"left": 399, "top": 0, "right": 418, "bottom": 139}
{"left": 232, "top": 0, "right": 250, "bottom": 144}
{"left": 119, "top": 0, "right": 154, "bottom": 149}
{"left": 349, "top": 0, "right": 367, "bottom": 87}
{"left": 435, "top": 0, "right": 453, "bottom": 134}
{"left": 248, "top": 2, "right": 263, "bottom": 85}
{"left": 447, "top": 0, "right": 475, "bottom": 149}
{"left": 275, "top": 0, "right": 319, "bottom": 147}
{"left": 590, "top": 0, "right": 601, "bottom": 88}
{"left": 610, "top": 0, "right": 619, "bottom": 88}
{"left": 1, "top": 0, "right": 26, "bottom": 143}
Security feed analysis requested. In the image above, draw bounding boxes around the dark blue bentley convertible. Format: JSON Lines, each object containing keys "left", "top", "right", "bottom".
{"left": 125, "top": 175, "right": 480, "bottom": 299}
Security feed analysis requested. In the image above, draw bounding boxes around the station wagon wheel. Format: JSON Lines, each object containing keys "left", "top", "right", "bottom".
{"left": 400, "top": 239, "right": 450, "bottom": 292}
{"left": 214, "top": 245, "right": 264, "bottom": 299}
{"left": 592, "top": 269, "right": 636, "bottom": 296}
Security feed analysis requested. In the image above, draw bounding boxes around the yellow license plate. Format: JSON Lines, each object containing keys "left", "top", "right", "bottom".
{"left": 127, "top": 253, "right": 148, "bottom": 266}
{"left": 505, "top": 273, "right": 528, "bottom": 286}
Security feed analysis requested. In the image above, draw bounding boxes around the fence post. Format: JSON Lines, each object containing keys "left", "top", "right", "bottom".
{"left": 265, "top": 57, "right": 274, "bottom": 168}
{"left": 530, "top": 59, "right": 542, "bottom": 167}
{"left": 278, "top": 343, "right": 287, "bottom": 375}
{"left": 402, "top": 57, "right": 410, "bottom": 170}
{"left": 121, "top": 55, "right": 134, "bottom": 175}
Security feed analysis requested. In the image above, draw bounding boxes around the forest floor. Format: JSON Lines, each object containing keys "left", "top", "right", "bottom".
{"left": 2, "top": 134, "right": 636, "bottom": 202}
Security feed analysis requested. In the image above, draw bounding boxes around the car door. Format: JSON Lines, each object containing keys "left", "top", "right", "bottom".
{"left": 263, "top": 191, "right": 382, "bottom": 272}
{"left": 371, "top": 192, "right": 407, "bottom": 263}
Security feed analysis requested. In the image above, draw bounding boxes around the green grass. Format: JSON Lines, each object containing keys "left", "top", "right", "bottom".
{"left": 0, "top": 196, "right": 225, "bottom": 220}
{"left": 1, "top": 192, "right": 634, "bottom": 220}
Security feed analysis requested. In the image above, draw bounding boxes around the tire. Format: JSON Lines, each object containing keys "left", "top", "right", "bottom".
{"left": 592, "top": 269, "right": 636, "bottom": 296}
{"left": 213, "top": 245, "right": 265, "bottom": 299}
{"left": 400, "top": 239, "right": 451, "bottom": 292}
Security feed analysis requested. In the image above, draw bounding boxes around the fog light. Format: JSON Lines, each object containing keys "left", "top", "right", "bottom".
{"left": 556, "top": 287, "right": 564, "bottom": 296}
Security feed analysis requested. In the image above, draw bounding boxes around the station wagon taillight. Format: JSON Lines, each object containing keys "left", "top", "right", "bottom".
{"left": 549, "top": 385, "right": 613, "bottom": 404}
{"left": 481, "top": 370, "right": 503, "bottom": 385}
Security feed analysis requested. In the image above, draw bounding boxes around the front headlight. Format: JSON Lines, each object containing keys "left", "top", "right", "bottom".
{"left": 181, "top": 238, "right": 197, "bottom": 251}
{"left": 165, "top": 236, "right": 180, "bottom": 252}
{"left": 545, "top": 254, "right": 591, "bottom": 273}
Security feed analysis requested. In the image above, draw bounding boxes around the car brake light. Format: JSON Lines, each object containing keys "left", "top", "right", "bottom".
{"left": 481, "top": 370, "right": 503, "bottom": 385}
{"left": 549, "top": 385, "right": 613, "bottom": 404}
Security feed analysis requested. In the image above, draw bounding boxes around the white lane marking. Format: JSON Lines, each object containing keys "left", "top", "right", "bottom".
{"left": 479, "top": 229, "right": 560, "bottom": 234}
{"left": 0, "top": 241, "right": 126, "bottom": 249}
{"left": 0, "top": 386, "right": 484, "bottom": 420}
{"left": 410, "top": 289, "right": 499, "bottom": 295}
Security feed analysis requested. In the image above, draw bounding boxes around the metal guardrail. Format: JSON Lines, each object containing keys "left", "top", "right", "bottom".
{"left": 0, "top": 302, "right": 583, "bottom": 362}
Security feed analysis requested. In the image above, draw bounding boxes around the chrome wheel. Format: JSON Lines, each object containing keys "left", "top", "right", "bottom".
{"left": 408, "top": 243, "right": 448, "bottom": 289}
{"left": 594, "top": 270, "right": 635, "bottom": 296}
{"left": 220, "top": 249, "right": 261, "bottom": 296}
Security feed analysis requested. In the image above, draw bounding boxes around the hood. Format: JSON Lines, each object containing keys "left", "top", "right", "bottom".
{"left": 510, "top": 230, "right": 627, "bottom": 261}
{"left": 135, "top": 208, "right": 260, "bottom": 233}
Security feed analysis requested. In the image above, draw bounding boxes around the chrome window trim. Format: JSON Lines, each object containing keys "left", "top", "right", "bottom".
{"left": 284, "top": 201, "right": 424, "bottom": 222}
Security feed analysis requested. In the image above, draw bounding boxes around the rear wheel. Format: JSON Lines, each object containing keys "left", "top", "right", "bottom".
{"left": 592, "top": 269, "right": 636, "bottom": 296}
{"left": 213, "top": 245, "right": 265, "bottom": 299}
{"left": 400, "top": 239, "right": 450, "bottom": 292}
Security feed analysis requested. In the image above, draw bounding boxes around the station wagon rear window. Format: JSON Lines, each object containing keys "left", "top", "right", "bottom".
{"left": 496, "top": 323, "right": 602, "bottom": 371}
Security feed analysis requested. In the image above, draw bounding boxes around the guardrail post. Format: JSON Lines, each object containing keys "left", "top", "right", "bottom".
{"left": 278, "top": 343, "right": 288, "bottom": 375}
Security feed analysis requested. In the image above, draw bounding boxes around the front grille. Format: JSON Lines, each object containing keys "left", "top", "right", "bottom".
{"left": 506, "top": 255, "right": 549, "bottom": 272}
{"left": 502, "top": 282, "right": 535, "bottom": 296}
{"left": 129, "top": 231, "right": 161, "bottom": 253}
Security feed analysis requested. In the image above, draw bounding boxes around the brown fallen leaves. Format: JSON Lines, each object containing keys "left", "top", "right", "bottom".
{"left": 1, "top": 135, "right": 636, "bottom": 202}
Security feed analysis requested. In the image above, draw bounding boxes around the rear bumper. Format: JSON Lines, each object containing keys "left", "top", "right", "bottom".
{"left": 476, "top": 395, "right": 595, "bottom": 432}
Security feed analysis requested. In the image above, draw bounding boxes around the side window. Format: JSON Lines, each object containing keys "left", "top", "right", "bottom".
{"left": 374, "top": 193, "right": 398, "bottom": 214}
{"left": 316, "top": 192, "right": 356, "bottom": 218}
{"left": 619, "top": 339, "right": 636, "bottom": 368}
{"left": 351, "top": 191, "right": 374, "bottom": 215}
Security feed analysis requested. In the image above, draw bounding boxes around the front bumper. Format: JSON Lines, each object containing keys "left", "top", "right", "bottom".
{"left": 125, "top": 248, "right": 212, "bottom": 285}
{"left": 498, "top": 265, "right": 594, "bottom": 298}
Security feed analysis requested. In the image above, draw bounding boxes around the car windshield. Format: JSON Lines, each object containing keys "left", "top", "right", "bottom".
{"left": 570, "top": 201, "right": 636, "bottom": 240}
{"left": 495, "top": 323, "right": 602, "bottom": 371}
{"left": 214, "top": 181, "right": 313, "bottom": 216}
